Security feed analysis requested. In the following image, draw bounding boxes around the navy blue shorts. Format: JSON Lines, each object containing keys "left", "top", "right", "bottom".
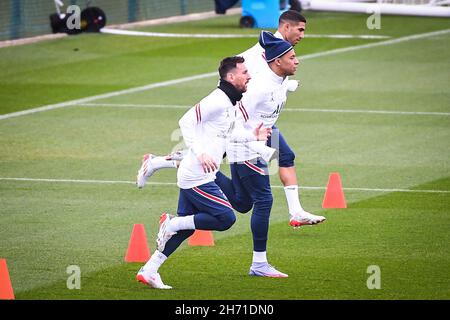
{"left": 177, "top": 182, "right": 233, "bottom": 218}
{"left": 267, "top": 125, "right": 296, "bottom": 168}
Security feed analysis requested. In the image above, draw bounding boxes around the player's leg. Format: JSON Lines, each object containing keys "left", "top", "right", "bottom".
{"left": 136, "top": 150, "right": 186, "bottom": 188}
{"left": 236, "top": 158, "right": 288, "bottom": 278}
{"left": 268, "top": 127, "right": 326, "bottom": 227}
{"left": 156, "top": 182, "right": 236, "bottom": 252}
{"left": 215, "top": 165, "right": 253, "bottom": 213}
{"left": 185, "top": 182, "right": 236, "bottom": 231}
{"left": 137, "top": 189, "right": 195, "bottom": 289}
{"left": 139, "top": 182, "right": 235, "bottom": 288}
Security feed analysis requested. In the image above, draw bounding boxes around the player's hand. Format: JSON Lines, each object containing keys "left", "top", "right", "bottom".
{"left": 254, "top": 123, "right": 272, "bottom": 141}
{"left": 197, "top": 153, "right": 218, "bottom": 173}
{"left": 287, "top": 80, "right": 299, "bottom": 92}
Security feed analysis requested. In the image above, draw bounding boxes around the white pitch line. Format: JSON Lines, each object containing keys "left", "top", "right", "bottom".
{"left": 100, "top": 28, "right": 390, "bottom": 39}
{"left": 306, "top": 34, "right": 390, "bottom": 39}
{"left": 80, "top": 103, "right": 188, "bottom": 109}
{"left": 80, "top": 103, "right": 450, "bottom": 117}
{"left": 1, "top": 177, "right": 449, "bottom": 194}
{"left": 0, "top": 72, "right": 216, "bottom": 121}
{"left": 297, "top": 28, "right": 450, "bottom": 61}
{"left": 283, "top": 108, "right": 450, "bottom": 116}
{"left": 1, "top": 28, "right": 449, "bottom": 122}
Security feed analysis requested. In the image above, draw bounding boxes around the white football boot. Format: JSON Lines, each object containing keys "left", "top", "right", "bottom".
{"left": 156, "top": 213, "right": 176, "bottom": 252}
{"left": 136, "top": 154, "right": 156, "bottom": 189}
{"left": 249, "top": 262, "right": 288, "bottom": 278}
{"left": 136, "top": 267, "right": 172, "bottom": 289}
{"left": 289, "top": 211, "right": 326, "bottom": 228}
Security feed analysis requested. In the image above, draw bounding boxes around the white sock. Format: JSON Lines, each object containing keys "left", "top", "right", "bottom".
{"left": 167, "top": 215, "right": 195, "bottom": 233}
{"left": 152, "top": 156, "right": 177, "bottom": 170}
{"left": 283, "top": 185, "right": 304, "bottom": 216}
{"left": 252, "top": 251, "right": 267, "bottom": 264}
{"left": 142, "top": 250, "right": 167, "bottom": 274}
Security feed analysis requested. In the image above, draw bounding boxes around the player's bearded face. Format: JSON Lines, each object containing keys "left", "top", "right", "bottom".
{"left": 286, "top": 21, "right": 306, "bottom": 46}
{"left": 232, "top": 63, "right": 251, "bottom": 93}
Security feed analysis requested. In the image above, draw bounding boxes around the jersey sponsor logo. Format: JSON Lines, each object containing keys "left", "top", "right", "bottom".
{"left": 259, "top": 101, "right": 286, "bottom": 119}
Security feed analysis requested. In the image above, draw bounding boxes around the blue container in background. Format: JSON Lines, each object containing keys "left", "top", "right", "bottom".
{"left": 240, "top": 0, "right": 290, "bottom": 28}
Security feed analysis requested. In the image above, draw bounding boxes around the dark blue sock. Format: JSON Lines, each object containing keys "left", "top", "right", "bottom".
{"left": 162, "top": 230, "right": 194, "bottom": 257}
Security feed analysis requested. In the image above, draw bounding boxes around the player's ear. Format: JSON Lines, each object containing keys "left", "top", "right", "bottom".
{"left": 284, "top": 22, "right": 291, "bottom": 32}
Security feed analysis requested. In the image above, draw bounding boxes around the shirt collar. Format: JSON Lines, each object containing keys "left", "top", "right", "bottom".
{"left": 274, "top": 31, "right": 284, "bottom": 40}
{"left": 217, "top": 79, "right": 243, "bottom": 105}
{"left": 262, "top": 62, "right": 285, "bottom": 84}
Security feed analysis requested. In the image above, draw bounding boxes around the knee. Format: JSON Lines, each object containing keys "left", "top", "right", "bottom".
{"left": 279, "top": 149, "right": 296, "bottom": 168}
{"left": 218, "top": 210, "right": 236, "bottom": 231}
{"left": 253, "top": 194, "right": 273, "bottom": 213}
{"left": 234, "top": 202, "right": 253, "bottom": 214}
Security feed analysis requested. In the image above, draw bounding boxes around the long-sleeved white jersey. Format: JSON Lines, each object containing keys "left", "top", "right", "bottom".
{"left": 222, "top": 31, "right": 296, "bottom": 163}
{"left": 226, "top": 62, "right": 290, "bottom": 163}
{"left": 177, "top": 88, "right": 257, "bottom": 189}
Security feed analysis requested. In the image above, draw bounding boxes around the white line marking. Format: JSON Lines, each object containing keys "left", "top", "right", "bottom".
{"left": 306, "top": 34, "right": 390, "bottom": 39}
{"left": 80, "top": 103, "right": 188, "bottom": 109}
{"left": 108, "top": 8, "right": 243, "bottom": 30}
{"left": 79, "top": 103, "right": 450, "bottom": 116}
{"left": 1, "top": 177, "right": 448, "bottom": 194}
{"left": 1, "top": 28, "right": 449, "bottom": 121}
{"left": 0, "top": 72, "right": 215, "bottom": 121}
{"left": 0, "top": 8, "right": 243, "bottom": 48}
{"left": 296, "top": 28, "right": 450, "bottom": 61}
{"left": 101, "top": 28, "right": 257, "bottom": 38}
{"left": 283, "top": 108, "right": 450, "bottom": 116}
{"left": 101, "top": 28, "right": 390, "bottom": 39}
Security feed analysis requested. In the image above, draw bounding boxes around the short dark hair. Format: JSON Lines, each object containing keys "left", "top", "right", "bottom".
{"left": 279, "top": 10, "right": 306, "bottom": 25}
{"left": 218, "top": 56, "right": 245, "bottom": 79}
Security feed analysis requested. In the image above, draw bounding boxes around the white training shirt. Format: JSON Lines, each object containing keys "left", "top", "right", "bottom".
{"left": 226, "top": 62, "right": 290, "bottom": 163}
{"left": 177, "top": 88, "right": 256, "bottom": 189}
{"left": 177, "top": 31, "right": 291, "bottom": 169}
{"left": 223, "top": 31, "right": 292, "bottom": 162}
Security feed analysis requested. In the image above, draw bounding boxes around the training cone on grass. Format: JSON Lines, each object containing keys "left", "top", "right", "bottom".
{"left": 0, "top": 259, "right": 15, "bottom": 300}
{"left": 322, "top": 172, "right": 347, "bottom": 209}
{"left": 125, "top": 224, "right": 151, "bottom": 262}
{"left": 188, "top": 230, "right": 215, "bottom": 246}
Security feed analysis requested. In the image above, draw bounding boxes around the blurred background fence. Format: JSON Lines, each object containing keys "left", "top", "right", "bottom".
{"left": 0, "top": 0, "right": 219, "bottom": 41}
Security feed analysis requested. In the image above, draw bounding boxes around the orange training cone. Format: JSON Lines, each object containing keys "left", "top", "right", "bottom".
{"left": 125, "top": 224, "right": 151, "bottom": 262}
{"left": 188, "top": 230, "right": 215, "bottom": 246}
{"left": 322, "top": 172, "right": 347, "bottom": 209}
{"left": 0, "top": 259, "right": 15, "bottom": 300}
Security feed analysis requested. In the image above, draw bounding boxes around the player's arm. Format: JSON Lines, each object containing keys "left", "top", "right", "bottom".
{"left": 179, "top": 102, "right": 220, "bottom": 173}
{"left": 238, "top": 83, "right": 266, "bottom": 130}
{"left": 229, "top": 120, "right": 271, "bottom": 143}
{"left": 178, "top": 105, "right": 197, "bottom": 148}
{"left": 230, "top": 88, "right": 271, "bottom": 143}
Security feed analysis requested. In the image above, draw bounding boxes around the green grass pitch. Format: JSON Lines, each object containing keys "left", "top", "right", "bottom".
{"left": 0, "top": 12, "right": 449, "bottom": 300}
